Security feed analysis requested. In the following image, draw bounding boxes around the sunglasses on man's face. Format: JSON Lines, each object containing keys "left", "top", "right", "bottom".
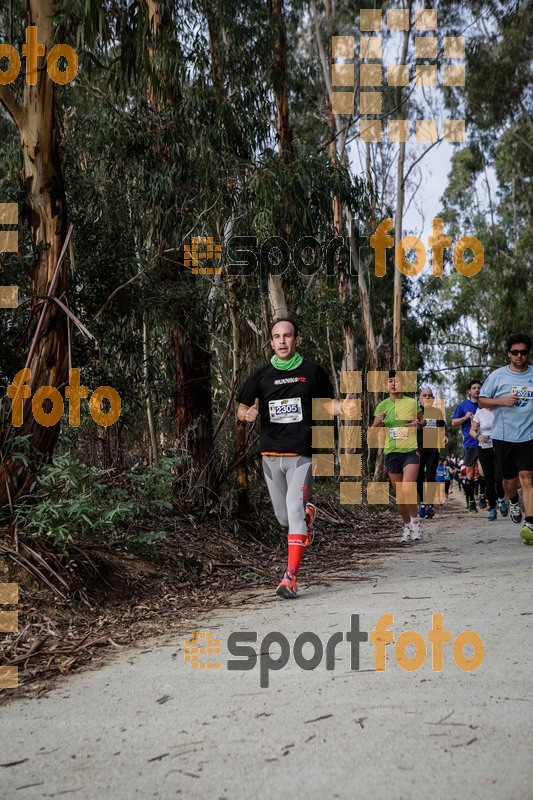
{"left": 510, "top": 349, "right": 529, "bottom": 356}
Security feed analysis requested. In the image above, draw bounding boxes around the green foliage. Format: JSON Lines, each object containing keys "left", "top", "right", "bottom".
{"left": 129, "top": 456, "right": 181, "bottom": 515}
{"left": 13, "top": 455, "right": 182, "bottom": 553}
{"left": 464, "top": 3, "right": 532, "bottom": 133}
{"left": 2, "top": 0, "right": 529, "bottom": 523}
{"left": 14, "top": 456, "right": 135, "bottom": 552}
{"left": 419, "top": 1, "right": 532, "bottom": 393}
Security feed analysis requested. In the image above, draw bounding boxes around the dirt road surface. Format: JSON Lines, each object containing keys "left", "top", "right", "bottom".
{"left": 2, "top": 496, "right": 532, "bottom": 799}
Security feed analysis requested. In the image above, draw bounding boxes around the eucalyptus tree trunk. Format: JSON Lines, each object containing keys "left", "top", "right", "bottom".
{"left": 0, "top": 0, "right": 69, "bottom": 503}
{"left": 393, "top": 1, "right": 413, "bottom": 370}
{"left": 393, "top": 143, "right": 406, "bottom": 370}
{"left": 143, "top": 317, "right": 158, "bottom": 464}
{"left": 324, "top": 1, "right": 356, "bottom": 373}
{"left": 267, "top": 0, "right": 291, "bottom": 321}
{"left": 312, "top": 0, "right": 378, "bottom": 372}
{"left": 204, "top": 1, "right": 251, "bottom": 514}
{"left": 145, "top": 0, "right": 214, "bottom": 498}
{"left": 168, "top": 323, "right": 214, "bottom": 500}
{"left": 228, "top": 287, "right": 250, "bottom": 517}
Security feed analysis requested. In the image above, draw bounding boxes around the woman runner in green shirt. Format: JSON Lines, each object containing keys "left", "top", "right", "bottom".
{"left": 372, "top": 371, "right": 425, "bottom": 543}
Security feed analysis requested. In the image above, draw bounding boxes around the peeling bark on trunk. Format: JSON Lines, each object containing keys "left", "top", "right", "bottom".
{"left": 203, "top": 5, "right": 248, "bottom": 511}
{"left": 312, "top": 0, "right": 378, "bottom": 373}
{"left": 169, "top": 321, "right": 214, "bottom": 502}
{"left": 393, "top": 141, "right": 405, "bottom": 371}
{"left": 144, "top": 0, "right": 214, "bottom": 499}
{"left": 143, "top": 317, "right": 159, "bottom": 464}
{"left": 335, "top": 199, "right": 356, "bottom": 372}
{"left": 267, "top": 275, "right": 289, "bottom": 320}
{"left": 167, "top": 282, "right": 214, "bottom": 497}
{"left": 393, "top": 2, "right": 412, "bottom": 371}
{"left": 228, "top": 283, "right": 249, "bottom": 517}
{"left": 324, "top": 2, "right": 356, "bottom": 373}
{"left": 344, "top": 208, "right": 379, "bottom": 371}
{"left": 0, "top": 0, "right": 69, "bottom": 503}
{"left": 268, "top": 0, "right": 294, "bottom": 161}
{"left": 267, "top": 0, "right": 291, "bottom": 321}
{"left": 234, "top": 419, "right": 249, "bottom": 517}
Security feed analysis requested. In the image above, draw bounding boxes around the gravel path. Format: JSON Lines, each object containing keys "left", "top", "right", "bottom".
{"left": 2, "top": 495, "right": 532, "bottom": 799}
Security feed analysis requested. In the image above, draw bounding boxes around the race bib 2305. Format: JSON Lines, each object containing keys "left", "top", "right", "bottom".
{"left": 269, "top": 397, "right": 303, "bottom": 424}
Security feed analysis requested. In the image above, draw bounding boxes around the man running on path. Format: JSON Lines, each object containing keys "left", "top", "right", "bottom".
{"left": 452, "top": 379, "right": 482, "bottom": 513}
{"left": 478, "top": 333, "right": 533, "bottom": 544}
{"left": 236, "top": 318, "right": 354, "bottom": 597}
{"left": 469, "top": 407, "right": 508, "bottom": 521}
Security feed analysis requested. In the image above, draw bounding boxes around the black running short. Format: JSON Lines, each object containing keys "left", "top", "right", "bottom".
{"left": 385, "top": 450, "right": 420, "bottom": 474}
{"left": 462, "top": 447, "right": 479, "bottom": 467}
{"left": 492, "top": 439, "right": 533, "bottom": 480}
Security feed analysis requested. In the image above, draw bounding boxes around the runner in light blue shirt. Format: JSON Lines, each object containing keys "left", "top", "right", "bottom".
{"left": 479, "top": 366, "right": 533, "bottom": 442}
{"left": 479, "top": 333, "right": 533, "bottom": 544}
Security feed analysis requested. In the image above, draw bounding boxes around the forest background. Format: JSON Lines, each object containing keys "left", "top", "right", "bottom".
{"left": 0, "top": 0, "right": 531, "bottom": 632}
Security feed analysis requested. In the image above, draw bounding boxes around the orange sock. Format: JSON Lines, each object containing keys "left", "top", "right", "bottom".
{"left": 287, "top": 533, "right": 306, "bottom": 575}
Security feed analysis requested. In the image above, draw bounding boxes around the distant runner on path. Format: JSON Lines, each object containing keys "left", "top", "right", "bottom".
{"left": 417, "top": 386, "right": 447, "bottom": 519}
{"left": 452, "top": 379, "right": 482, "bottom": 513}
{"left": 372, "top": 371, "right": 425, "bottom": 544}
{"left": 478, "top": 333, "right": 533, "bottom": 544}
{"left": 236, "top": 318, "right": 356, "bottom": 598}
{"left": 469, "top": 407, "right": 508, "bottom": 521}
{"left": 442, "top": 458, "right": 452, "bottom": 504}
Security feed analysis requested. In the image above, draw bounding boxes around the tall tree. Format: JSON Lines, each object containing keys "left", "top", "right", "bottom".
{"left": 392, "top": 0, "right": 413, "bottom": 370}
{"left": 267, "top": 0, "right": 291, "bottom": 320}
{"left": 143, "top": 0, "right": 216, "bottom": 502}
{"left": 0, "top": 0, "right": 69, "bottom": 501}
{"left": 311, "top": 0, "right": 379, "bottom": 372}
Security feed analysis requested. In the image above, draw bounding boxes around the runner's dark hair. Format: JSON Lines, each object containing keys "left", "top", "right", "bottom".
{"left": 506, "top": 333, "right": 531, "bottom": 353}
{"left": 468, "top": 379, "right": 482, "bottom": 390}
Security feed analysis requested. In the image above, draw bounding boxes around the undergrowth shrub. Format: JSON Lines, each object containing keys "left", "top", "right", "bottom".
{"left": 13, "top": 454, "right": 182, "bottom": 553}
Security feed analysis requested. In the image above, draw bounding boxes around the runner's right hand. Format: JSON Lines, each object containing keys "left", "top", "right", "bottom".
{"left": 244, "top": 398, "right": 260, "bottom": 422}
{"left": 500, "top": 394, "right": 519, "bottom": 406}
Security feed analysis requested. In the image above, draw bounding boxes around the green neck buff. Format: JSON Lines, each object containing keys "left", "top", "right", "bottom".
{"left": 271, "top": 352, "right": 303, "bottom": 371}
